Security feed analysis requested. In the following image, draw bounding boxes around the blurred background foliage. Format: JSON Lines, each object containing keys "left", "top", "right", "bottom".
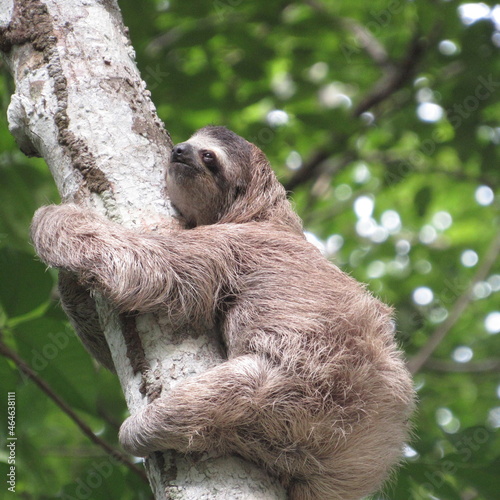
{"left": 1, "top": 0, "right": 500, "bottom": 499}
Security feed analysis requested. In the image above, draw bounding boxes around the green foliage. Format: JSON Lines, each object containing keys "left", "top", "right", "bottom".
{"left": 1, "top": 0, "right": 500, "bottom": 498}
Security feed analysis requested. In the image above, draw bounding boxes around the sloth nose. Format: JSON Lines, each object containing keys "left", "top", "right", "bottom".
{"left": 172, "top": 143, "right": 189, "bottom": 161}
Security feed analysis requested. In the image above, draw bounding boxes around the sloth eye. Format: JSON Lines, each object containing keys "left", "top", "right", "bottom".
{"left": 202, "top": 151, "right": 215, "bottom": 162}
{"left": 201, "top": 151, "right": 218, "bottom": 171}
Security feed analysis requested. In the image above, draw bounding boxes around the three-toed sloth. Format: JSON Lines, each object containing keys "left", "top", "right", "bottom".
{"left": 31, "top": 126, "right": 415, "bottom": 500}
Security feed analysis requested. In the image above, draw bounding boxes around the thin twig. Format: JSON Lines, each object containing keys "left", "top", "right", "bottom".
{"left": 408, "top": 232, "right": 500, "bottom": 375}
{"left": 0, "top": 335, "right": 148, "bottom": 482}
{"left": 284, "top": 149, "right": 357, "bottom": 200}
{"left": 285, "top": 25, "right": 427, "bottom": 191}
{"left": 341, "top": 18, "right": 394, "bottom": 70}
{"left": 353, "top": 30, "right": 426, "bottom": 117}
{"left": 424, "top": 358, "right": 500, "bottom": 373}
{"left": 305, "top": 1, "right": 396, "bottom": 70}
{"left": 284, "top": 147, "right": 357, "bottom": 193}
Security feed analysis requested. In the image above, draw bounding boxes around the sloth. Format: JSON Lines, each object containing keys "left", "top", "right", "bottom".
{"left": 31, "top": 126, "right": 415, "bottom": 500}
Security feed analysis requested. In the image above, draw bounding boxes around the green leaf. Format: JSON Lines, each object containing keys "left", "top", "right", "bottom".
{"left": 446, "top": 426, "right": 496, "bottom": 463}
{"left": 406, "top": 462, "right": 462, "bottom": 500}
{"left": 0, "top": 247, "right": 54, "bottom": 319}
{"left": 14, "top": 317, "right": 98, "bottom": 414}
{"left": 414, "top": 185, "right": 433, "bottom": 218}
{"left": 456, "top": 465, "right": 500, "bottom": 500}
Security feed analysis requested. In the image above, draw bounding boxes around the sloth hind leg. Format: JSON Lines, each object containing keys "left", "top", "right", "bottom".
{"left": 118, "top": 353, "right": 315, "bottom": 470}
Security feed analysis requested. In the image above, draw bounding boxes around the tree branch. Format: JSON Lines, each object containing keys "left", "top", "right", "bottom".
{"left": 284, "top": 149, "right": 355, "bottom": 198}
{"left": 284, "top": 26, "right": 427, "bottom": 192}
{"left": 424, "top": 358, "right": 500, "bottom": 373}
{"left": 353, "top": 30, "right": 427, "bottom": 118}
{"left": 408, "top": 231, "right": 500, "bottom": 375}
{"left": 341, "top": 18, "right": 394, "bottom": 70}
{"left": 0, "top": 333, "right": 147, "bottom": 481}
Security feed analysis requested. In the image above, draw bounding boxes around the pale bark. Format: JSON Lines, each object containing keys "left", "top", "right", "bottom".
{"left": 0, "top": 1, "right": 285, "bottom": 498}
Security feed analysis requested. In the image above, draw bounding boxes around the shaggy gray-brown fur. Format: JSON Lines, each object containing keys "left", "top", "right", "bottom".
{"left": 31, "top": 126, "right": 415, "bottom": 500}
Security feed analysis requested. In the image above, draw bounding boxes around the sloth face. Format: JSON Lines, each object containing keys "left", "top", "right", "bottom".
{"left": 166, "top": 127, "right": 252, "bottom": 227}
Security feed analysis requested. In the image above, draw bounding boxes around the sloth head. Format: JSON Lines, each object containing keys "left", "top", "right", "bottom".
{"left": 166, "top": 126, "right": 302, "bottom": 233}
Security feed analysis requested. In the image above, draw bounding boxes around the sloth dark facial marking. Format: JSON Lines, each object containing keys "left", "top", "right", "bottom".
{"left": 200, "top": 150, "right": 218, "bottom": 172}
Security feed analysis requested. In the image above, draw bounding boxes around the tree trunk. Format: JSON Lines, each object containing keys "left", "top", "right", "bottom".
{"left": 0, "top": 1, "right": 286, "bottom": 498}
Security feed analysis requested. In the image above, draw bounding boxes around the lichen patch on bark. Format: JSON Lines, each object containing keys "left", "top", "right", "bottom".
{"left": 0, "top": 0, "right": 111, "bottom": 194}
